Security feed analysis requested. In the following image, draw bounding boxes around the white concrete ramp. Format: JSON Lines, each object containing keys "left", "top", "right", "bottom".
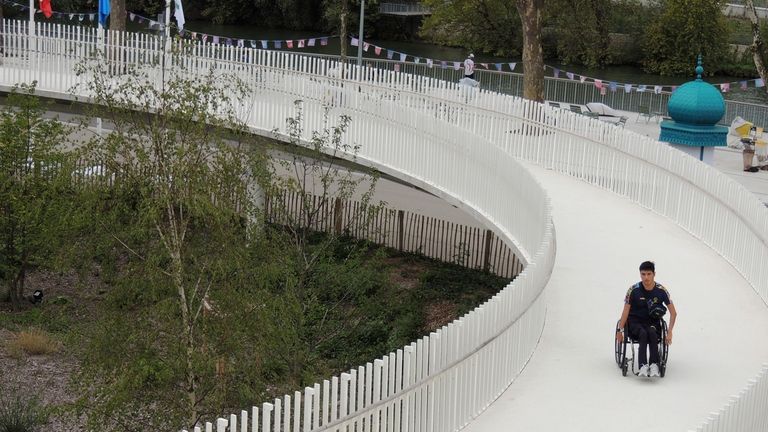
{"left": 463, "top": 163, "right": 768, "bottom": 432}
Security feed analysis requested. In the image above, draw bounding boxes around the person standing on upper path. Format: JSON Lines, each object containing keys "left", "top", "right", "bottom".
{"left": 616, "top": 261, "right": 677, "bottom": 377}
{"left": 464, "top": 53, "right": 475, "bottom": 80}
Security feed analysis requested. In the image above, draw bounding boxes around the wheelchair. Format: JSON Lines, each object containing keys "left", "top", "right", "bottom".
{"left": 614, "top": 319, "right": 669, "bottom": 377}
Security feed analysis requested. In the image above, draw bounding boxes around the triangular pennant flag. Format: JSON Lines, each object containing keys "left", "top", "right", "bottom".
{"left": 638, "top": 85, "right": 647, "bottom": 93}
{"left": 274, "top": 40, "right": 281, "bottom": 49}
{"left": 508, "top": 62, "right": 516, "bottom": 71}
{"left": 720, "top": 83, "right": 730, "bottom": 93}
{"left": 387, "top": 50, "right": 394, "bottom": 60}
{"left": 453, "top": 61, "right": 461, "bottom": 70}
{"left": 394, "top": 63, "right": 400, "bottom": 72}
{"left": 757, "top": 78, "right": 765, "bottom": 88}
{"left": 308, "top": 38, "right": 316, "bottom": 47}
{"left": 600, "top": 86, "right": 607, "bottom": 96}
{"left": 399, "top": 53, "right": 406, "bottom": 62}
{"left": 375, "top": 46, "right": 381, "bottom": 55}
{"left": 566, "top": 72, "right": 574, "bottom": 80}
{"left": 238, "top": 39, "right": 244, "bottom": 47}
{"left": 624, "top": 84, "right": 632, "bottom": 93}
{"left": 363, "top": 42, "right": 369, "bottom": 52}
{"left": 298, "top": 39, "right": 305, "bottom": 48}
{"left": 129, "top": 12, "right": 135, "bottom": 21}
{"left": 579, "top": 75, "right": 587, "bottom": 83}
{"left": 480, "top": 63, "right": 488, "bottom": 69}
{"left": 426, "top": 59, "right": 433, "bottom": 68}
{"left": 609, "top": 81, "right": 617, "bottom": 92}
{"left": 414, "top": 57, "right": 420, "bottom": 64}
{"left": 320, "top": 38, "right": 328, "bottom": 46}
{"left": 191, "top": 32, "right": 197, "bottom": 39}
{"left": 213, "top": 36, "right": 220, "bottom": 44}
{"left": 351, "top": 37, "right": 359, "bottom": 47}
{"left": 553, "top": 68, "right": 560, "bottom": 78}
{"left": 69, "top": 13, "right": 74, "bottom": 20}
{"left": 260, "top": 40, "right": 267, "bottom": 49}
{"left": 286, "top": 40, "right": 293, "bottom": 48}
{"left": 654, "top": 85, "right": 662, "bottom": 94}
{"left": 78, "top": 14, "right": 85, "bottom": 22}
{"left": 740, "top": 81, "right": 748, "bottom": 90}
{"left": 225, "top": 38, "right": 233, "bottom": 46}
{"left": 250, "top": 40, "right": 257, "bottom": 48}
{"left": 89, "top": 13, "right": 95, "bottom": 21}
{"left": 202, "top": 34, "right": 208, "bottom": 43}
{"left": 594, "top": 79, "right": 603, "bottom": 89}
{"left": 441, "top": 61, "right": 448, "bottom": 69}
{"left": 494, "top": 63, "right": 502, "bottom": 71}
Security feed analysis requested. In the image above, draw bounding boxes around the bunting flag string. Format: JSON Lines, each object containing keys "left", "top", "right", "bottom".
{"left": 350, "top": 36, "right": 768, "bottom": 95}
{"left": 1, "top": 0, "right": 337, "bottom": 49}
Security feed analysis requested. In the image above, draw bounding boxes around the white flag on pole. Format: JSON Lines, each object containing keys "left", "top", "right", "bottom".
{"left": 174, "top": 0, "right": 185, "bottom": 30}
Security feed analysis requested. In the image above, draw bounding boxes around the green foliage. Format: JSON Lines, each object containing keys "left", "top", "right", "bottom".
{"left": 642, "top": 0, "right": 730, "bottom": 75}
{"left": 420, "top": 0, "right": 522, "bottom": 57}
{"left": 0, "top": 83, "right": 79, "bottom": 310}
{"left": 0, "top": 388, "right": 48, "bottom": 432}
{"left": 547, "top": 0, "right": 611, "bottom": 68}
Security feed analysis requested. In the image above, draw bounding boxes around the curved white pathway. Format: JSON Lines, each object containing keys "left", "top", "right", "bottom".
{"left": 464, "top": 163, "right": 768, "bottom": 432}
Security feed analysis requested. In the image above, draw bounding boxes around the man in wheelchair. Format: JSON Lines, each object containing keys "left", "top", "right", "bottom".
{"left": 616, "top": 261, "right": 677, "bottom": 377}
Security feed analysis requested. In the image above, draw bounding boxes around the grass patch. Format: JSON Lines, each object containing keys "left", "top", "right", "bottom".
{"left": 0, "top": 389, "right": 48, "bottom": 432}
{"left": 6, "top": 329, "right": 59, "bottom": 357}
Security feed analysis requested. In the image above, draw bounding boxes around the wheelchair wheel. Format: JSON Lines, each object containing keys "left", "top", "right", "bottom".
{"left": 615, "top": 321, "right": 629, "bottom": 376}
{"left": 659, "top": 320, "right": 669, "bottom": 377}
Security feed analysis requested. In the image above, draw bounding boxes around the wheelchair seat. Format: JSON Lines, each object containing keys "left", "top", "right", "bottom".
{"left": 614, "top": 319, "right": 669, "bottom": 377}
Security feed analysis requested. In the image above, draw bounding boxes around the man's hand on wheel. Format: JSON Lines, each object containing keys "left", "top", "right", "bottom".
{"left": 665, "top": 330, "right": 673, "bottom": 345}
{"left": 616, "top": 331, "right": 624, "bottom": 343}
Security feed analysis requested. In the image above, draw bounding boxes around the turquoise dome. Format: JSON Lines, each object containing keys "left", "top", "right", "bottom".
{"left": 666, "top": 58, "right": 725, "bottom": 125}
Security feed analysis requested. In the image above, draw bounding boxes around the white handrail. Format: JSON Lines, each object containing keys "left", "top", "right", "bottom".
{"left": 1, "top": 18, "right": 766, "bottom": 431}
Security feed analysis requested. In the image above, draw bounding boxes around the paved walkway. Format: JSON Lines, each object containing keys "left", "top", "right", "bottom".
{"left": 462, "top": 163, "right": 768, "bottom": 432}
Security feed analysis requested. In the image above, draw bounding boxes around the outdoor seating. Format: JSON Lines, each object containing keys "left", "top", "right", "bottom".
{"left": 636, "top": 104, "right": 664, "bottom": 123}
{"left": 549, "top": 101, "right": 561, "bottom": 109}
{"left": 570, "top": 104, "right": 583, "bottom": 114}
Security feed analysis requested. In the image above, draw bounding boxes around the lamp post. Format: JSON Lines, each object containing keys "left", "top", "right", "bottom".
{"left": 356, "top": 0, "right": 364, "bottom": 66}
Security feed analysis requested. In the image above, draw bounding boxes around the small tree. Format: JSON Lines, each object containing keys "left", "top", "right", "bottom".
{"left": 261, "top": 101, "right": 385, "bottom": 386}
{"left": 745, "top": 0, "right": 768, "bottom": 93}
{"left": 73, "top": 49, "right": 268, "bottom": 430}
{"left": 0, "top": 83, "right": 76, "bottom": 310}
{"left": 642, "top": 0, "right": 729, "bottom": 75}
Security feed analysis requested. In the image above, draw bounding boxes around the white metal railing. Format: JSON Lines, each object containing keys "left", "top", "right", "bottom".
{"left": 379, "top": 2, "right": 432, "bottom": 15}
{"left": 1, "top": 18, "right": 767, "bottom": 431}
{"left": 0, "top": 20, "right": 555, "bottom": 432}
{"left": 691, "top": 364, "right": 768, "bottom": 431}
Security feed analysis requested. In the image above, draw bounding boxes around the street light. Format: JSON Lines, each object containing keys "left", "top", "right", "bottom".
{"left": 356, "top": 0, "right": 365, "bottom": 66}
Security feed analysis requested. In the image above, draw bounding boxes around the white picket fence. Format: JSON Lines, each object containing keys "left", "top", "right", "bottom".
{"left": 0, "top": 19, "right": 766, "bottom": 431}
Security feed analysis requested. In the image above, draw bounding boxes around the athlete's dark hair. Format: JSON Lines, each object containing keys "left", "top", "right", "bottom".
{"left": 639, "top": 261, "right": 655, "bottom": 273}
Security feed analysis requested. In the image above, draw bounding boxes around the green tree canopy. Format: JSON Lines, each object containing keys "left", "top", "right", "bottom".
{"left": 642, "top": 0, "right": 730, "bottom": 75}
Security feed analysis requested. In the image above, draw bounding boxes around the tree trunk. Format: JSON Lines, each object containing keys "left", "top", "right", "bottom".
{"left": 746, "top": 0, "right": 768, "bottom": 93}
{"left": 110, "top": 0, "right": 127, "bottom": 32}
{"left": 340, "top": 0, "right": 349, "bottom": 63}
{"left": 515, "top": 0, "right": 545, "bottom": 102}
{"left": 9, "top": 266, "right": 25, "bottom": 311}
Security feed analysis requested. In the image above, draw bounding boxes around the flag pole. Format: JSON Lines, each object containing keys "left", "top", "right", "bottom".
{"left": 28, "top": 0, "right": 35, "bottom": 71}
{"left": 356, "top": 0, "right": 364, "bottom": 67}
{"left": 96, "top": 1, "right": 103, "bottom": 137}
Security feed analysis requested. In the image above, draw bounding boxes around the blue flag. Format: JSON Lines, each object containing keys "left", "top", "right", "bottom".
{"left": 98, "top": 0, "right": 110, "bottom": 26}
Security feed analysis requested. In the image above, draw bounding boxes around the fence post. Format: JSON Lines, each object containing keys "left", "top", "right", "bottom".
{"left": 482, "top": 230, "right": 493, "bottom": 272}
{"left": 397, "top": 210, "right": 405, "bottom": 250}
{"left": 333, "top": 197, "right": 343, "bottom": 235}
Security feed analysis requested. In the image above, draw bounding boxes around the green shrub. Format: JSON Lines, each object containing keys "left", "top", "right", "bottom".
{"left": 0, "top": 391, "right": 48, "bottom": 432}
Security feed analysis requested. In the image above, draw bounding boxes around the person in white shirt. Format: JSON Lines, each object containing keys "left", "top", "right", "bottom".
{"left": 464, "top": 53, "right": 475, "bottom": 79}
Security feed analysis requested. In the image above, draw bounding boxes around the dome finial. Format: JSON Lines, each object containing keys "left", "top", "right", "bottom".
{"left": 695, "top": 54, "right": 704, "bottom": 80}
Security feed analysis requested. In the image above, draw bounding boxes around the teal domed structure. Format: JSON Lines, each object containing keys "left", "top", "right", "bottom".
{"left": 659, "top": 56, "right": 728, "bottom": 164}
